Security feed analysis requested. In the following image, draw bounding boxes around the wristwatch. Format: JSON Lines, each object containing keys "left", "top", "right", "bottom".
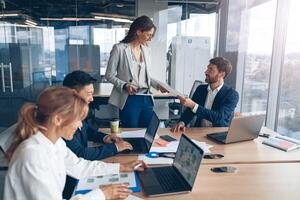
{"left": 122, "top": 83, "right": 128, "bottom": 91}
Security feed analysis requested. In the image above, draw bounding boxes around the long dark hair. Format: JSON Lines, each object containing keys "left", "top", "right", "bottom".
{"left": 121, "top": 15, "right": 156, "bottom": 43}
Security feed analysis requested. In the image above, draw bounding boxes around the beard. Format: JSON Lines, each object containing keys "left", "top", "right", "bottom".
{"left": 205, "top": 75, "right": 219, "bottom": 84}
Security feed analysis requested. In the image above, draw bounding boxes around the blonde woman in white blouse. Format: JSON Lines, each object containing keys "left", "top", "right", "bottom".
{"left": 4, "top": 86, "right": 145, "bottom": 200}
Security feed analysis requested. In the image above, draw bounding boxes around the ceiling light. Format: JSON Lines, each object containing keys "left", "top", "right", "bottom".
{"left": 116, "top": 4, "right": 125, "bottom": 8}
{"left": 25, "top": 19, "right": 37, "bottom": 26}
{"left": 40, "top": 17, "right": 104, "bottom": 21}
{"left": 94, "top": 16, "right": 132, "bottom": 23}
{"left": 0, "top": 13, "right": 19, "bottom": 18}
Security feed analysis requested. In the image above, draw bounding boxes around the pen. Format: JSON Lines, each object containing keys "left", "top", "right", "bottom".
{"left": 133, "top": 163, "right": 142, "bottom": 170}
{"left": 158, "top": 153, "right": 175, "bottom": 158}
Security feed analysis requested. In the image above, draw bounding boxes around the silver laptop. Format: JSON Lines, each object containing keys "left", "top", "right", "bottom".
{"left": 206, "top": 114, "right": 265, "bottom": 144}
{"left": 138, "top": 134, "right": 204, "bottom": 197}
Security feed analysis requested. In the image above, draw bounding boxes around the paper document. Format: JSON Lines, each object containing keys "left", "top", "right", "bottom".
{"left": 119, "top": 129, "right": 146, "bottom": 138}
{"left": 150, "top": 146, "right": 177, "bottom": 153}
{"left": 260, "top": 126, "right": 276, "bottom": 136}
{"left": 138, "top": 154, "right": 173, "bottom": 165}
{"left": 125, "top": 195, "right": 144, "bottom": 200}
{"left": 275, "top": 135, "right": 300, "bottom": 146}
{"left": 152, "top": 78, "right": 185, "bottom": 97}
{"left": 76, "top": 172, "right": 140, "bottom": 194}
{"left": 150, "top": 139, "right": 212, "bottom": 155}
{"left": 262, "top": 137, "right": 299, "bottom": 152}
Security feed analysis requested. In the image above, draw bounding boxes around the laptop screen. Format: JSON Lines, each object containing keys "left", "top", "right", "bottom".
{"left": 173, "top": 134, "right": 203, "bottom": 187}
{"left": 144, "top": 112, "right": 160, "bottom": 150}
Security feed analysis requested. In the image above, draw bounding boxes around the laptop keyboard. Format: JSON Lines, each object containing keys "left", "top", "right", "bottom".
{"left": 210, "top": 132, "right": 227, "bottom": 141}
{"left": 152, "top": 167, "right": 186, "bottom": 192}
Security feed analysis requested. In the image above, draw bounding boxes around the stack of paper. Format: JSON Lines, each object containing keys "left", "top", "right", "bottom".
{"left": 152, "top": 78, "right": 184, "bottom": 97}
{"left": 262, "top": 137, "right": 299, "bottom": 152}
{"left": 138, "top": 154, "right": 174, "bottom": 165}
{"left": 119, "top": 129, "right": 146, "bottom": 138}
{"left": 75, "top": 172, "right": 140, "bottom": 195}
{"left": 125, "top": 195, "right": 144, "bottom": 200}
{"left": 275, "top": 135, "right": 300, "bottom": 145}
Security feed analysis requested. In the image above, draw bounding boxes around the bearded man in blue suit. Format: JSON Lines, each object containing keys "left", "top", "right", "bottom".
{"left": 171, "top": 57, "right": 239, "bottom": 132}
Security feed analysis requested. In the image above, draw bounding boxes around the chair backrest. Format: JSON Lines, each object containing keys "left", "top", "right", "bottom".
{"left": 0, "top": 124, "right": 17, "bottom": 154}
{"left": 189, "top": 80, "right": 204, "bottom": 98}
{"left": 187, "top": 80, "right": 204, "bottom": 127}
{"left": 0, "top": 127, "right": 10, "bottom": 200}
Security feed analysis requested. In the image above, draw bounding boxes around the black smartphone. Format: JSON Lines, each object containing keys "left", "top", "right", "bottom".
{"left": 210, "top": 166, "right": 237, "bottom": 173}
{"left": 160, "top": 135, "right": 177, "bottom": 142}
{"left": 258, "top": 133, "right": 270, "bottom": 138}
{"left": 204, "top": 154, "right": 224, "bottom": 159}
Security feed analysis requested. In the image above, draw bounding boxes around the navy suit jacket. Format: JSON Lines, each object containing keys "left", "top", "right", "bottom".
{"left": 179, "top": 84, "right": 239, "bottom": 127}
{"left": 65, "top": 120, "right": 118, "bottom": 160}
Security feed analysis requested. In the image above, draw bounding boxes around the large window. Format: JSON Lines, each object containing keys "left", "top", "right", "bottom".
{"left": 93, "top": 28, "right": 127, "bottom": 75}
{"left": 239, "top": 0, "right": 276, "bottom": 114}
{"left": 277, "top": 0, "right": 300, "bottom": 139}
{"left": 224, "top": 0, "right": 300, "bottom": 138}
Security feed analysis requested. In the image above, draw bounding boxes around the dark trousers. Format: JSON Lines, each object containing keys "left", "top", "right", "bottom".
{"left": 62, "top": 176, "right": 78, "bottom": 199}
{"left": 120, "top": 95, "right": 154, "bottom": 128}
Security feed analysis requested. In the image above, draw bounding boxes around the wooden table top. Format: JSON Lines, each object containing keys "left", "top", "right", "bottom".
{"left": 132, "top": 163, "right": 300, "bottom": 200}
{"left": 100, "top": 127, "right": 300, "bottom": 165}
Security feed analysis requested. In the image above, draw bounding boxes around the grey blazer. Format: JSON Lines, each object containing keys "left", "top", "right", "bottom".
{"left": 105, "top": 43, "right": 158, "bottom": 110}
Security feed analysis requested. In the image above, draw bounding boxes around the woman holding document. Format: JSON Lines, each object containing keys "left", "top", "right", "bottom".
{"left": 105, "top": 15, "right": 166, "bottom": 128}
{"left": 4, "top": 86, "right": 146, "bottom": 200}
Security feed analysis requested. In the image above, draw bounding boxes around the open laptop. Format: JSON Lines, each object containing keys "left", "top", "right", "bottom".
{"left": 206, "top": 114, "right": 265, "bottom": 144}
{"left": 138, "top": 134, "right": 204, "bottom": 197}
{"left": 119, "top": 112, "right": 159, "bottom": 155}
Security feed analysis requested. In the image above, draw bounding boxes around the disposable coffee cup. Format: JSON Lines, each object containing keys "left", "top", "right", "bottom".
{"left": 110, "top": 119, "right": 119, "bottom": 133}
{"left": 174, "top": 109, "right": 179, "bottom": 115}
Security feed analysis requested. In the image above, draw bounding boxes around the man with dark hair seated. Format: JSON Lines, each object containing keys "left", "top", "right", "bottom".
{"left": 171, "top": 57, "right": 239, "bottom": 132}
{"left": 62, "top": 70, "right": 132, "bottom": 199}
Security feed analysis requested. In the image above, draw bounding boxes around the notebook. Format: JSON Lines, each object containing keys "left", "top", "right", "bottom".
{"left": 75, "top": 172, "right": 141, "bottom": 195}
{"left": 262, "top": 137, "right": 299, "bottom": 152}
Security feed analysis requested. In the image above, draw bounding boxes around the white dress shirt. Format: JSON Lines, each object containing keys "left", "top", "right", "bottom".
{"left": 4, "top": 131, "right": 120, "bottom": 200}
{"left": 192, "top": 83, "right": 224, "bottom": 127}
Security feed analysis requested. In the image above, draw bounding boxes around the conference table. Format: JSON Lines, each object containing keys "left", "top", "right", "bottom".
{"left": 100, "top": 127, "right": 300, "bottom": 165}
{"left": 126, "top": 163, "right": 300, "bottom": 200}
{"left": 98, "top": 127, "right": 300, "bottom": 200}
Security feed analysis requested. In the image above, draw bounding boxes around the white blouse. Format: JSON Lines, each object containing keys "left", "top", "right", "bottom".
{"left": 4, "top": 131, "right": 120, "bottom": 200}
{"left": 129, "top": 47, "right": 148, "bottom": 91}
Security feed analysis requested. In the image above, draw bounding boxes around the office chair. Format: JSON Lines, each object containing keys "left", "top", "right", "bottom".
{"left": 186, "top": 80, "right": 204, "bottom": 127}
{"left": 168, "top": 80, "right": 204, "bottom": 127}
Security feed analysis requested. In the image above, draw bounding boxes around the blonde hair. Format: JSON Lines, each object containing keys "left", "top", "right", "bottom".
{"left": 6, "top": 86, "right": 88, "bottom": 160}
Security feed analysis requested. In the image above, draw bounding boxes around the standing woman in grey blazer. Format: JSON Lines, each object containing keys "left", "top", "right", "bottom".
{"left": 105, "top": 15, "right": 165, "bottom": 128}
